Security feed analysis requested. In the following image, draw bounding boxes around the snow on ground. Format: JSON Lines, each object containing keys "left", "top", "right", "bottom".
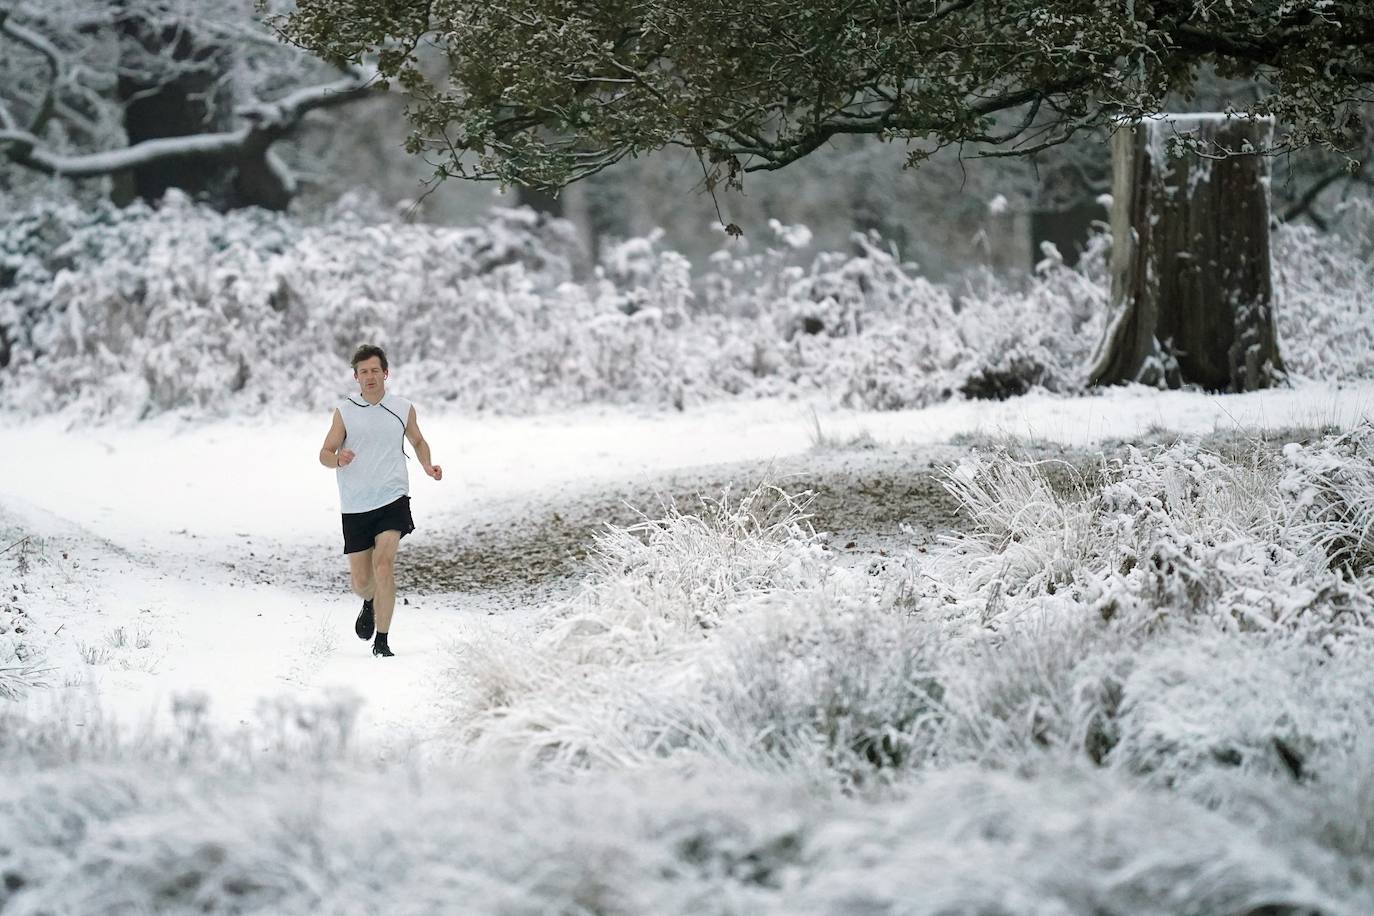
{"left": 2, "top": 379, "right": 1372, "bottom": 754}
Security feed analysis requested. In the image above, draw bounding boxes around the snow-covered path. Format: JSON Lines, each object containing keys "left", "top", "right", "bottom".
{"left": 3, "top": 381, "right": 1372, "bottom": 754}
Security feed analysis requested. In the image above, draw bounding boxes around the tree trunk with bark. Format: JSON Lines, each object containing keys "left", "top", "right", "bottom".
{"left": 114, "top": 12, "right": 238, "bottom": 208}
{"left": 1089, "top": 115, "right": 1285, "bottom": 391}
{"left": 112, "top": 8, "right": 298, "bottom": 211}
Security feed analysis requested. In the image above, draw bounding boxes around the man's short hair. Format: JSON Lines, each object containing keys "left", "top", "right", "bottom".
{"left": 350, "top": 344, "right": 388, "bottom": 372}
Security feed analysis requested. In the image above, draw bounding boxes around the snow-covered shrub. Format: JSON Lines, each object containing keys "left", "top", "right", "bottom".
{"left": 5, "top": 189, "right": 1372, "bottom": 423}
{"left": 1110, "top": 633, "right": 1374, "bottom": 792}
{"left": 449, "top": 483, "right": 839, "bottom": 768}
{"left": 446, "top": 430, "right": 1374, "bottom": 792}
{"left": 593, "top": 228, "right": 694, "bottom": 318}
{"left": 699, "top": 227, "right": 1108, "bottom": 412}
{"left": 909, "top": 433, "right": 1374, "bottom": 796}
{"left": 1281, "top": 422, "right": 1374, "bottom": 575}
{"left": 2, "top": 196, "right": 1112, "bottom": 420}
{"left": 697, "top": 219, "right": 817, "bottom": 321}
{"left": 797, "top": 237, "right": 970, "bottom": 410}
{"left": 8, "top": 701, "right": 1370, "bottom": 916}
{"left": 932, "top": 611, "right": 1132, "bottom": 767}
{"left": 695, "top": 227, "right": 1111, "bottom": 411}
{"left": 955, "top": 236, "right": 1110, "bottom": 401}
{"left": 941, "top": 437, "right": 1373, "bottom": 644}
{"left": 694, "top": 227, "right": 975, "bottom": 410}
{"left": 1274, "top": 214, "right": 1374, "bottom": 383}
{"left": 0, "top": 194, "right": 586, "bottom": 419}
{"left": 584, "top": 484, "right": 821, "bottom": 635}
{"left": 454, "top": 565, "right": 946, "bottom": 784}
{"left": 703, "top": 589, "right": 947, "bottom": 784}
{"left": 940, "top": 452, "right": 1102, "bottom": 593}
{"left": 451, "top": 483, "right": 959, "bottom": 783}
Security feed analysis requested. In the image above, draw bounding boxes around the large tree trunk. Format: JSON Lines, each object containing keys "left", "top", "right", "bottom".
{"left": 113, "top": 12, "right": 237, "bottom": 207}
{"left": 1089, "top": 115, "right": 1285, "bottom": 391}
{"left": 112, "top": 8, "right": 294, "bottom": 211}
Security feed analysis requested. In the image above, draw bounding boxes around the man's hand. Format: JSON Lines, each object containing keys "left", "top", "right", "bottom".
{"left": 337, "top": 449, "right": 356, "bottom": 467}
{"left": 424, "top": 464, "right": 443, "bottom": 481}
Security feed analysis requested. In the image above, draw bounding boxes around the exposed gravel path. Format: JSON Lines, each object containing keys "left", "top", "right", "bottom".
{"left": 37, "top": 427, "right": 1321, "bottom": 612}
{"left": 401, "top": 444, "right": 974, "bottom": 594}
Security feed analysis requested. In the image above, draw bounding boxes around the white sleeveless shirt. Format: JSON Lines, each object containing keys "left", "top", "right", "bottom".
{"left": 336, "top": 393, "right": 413, "bottom": 513}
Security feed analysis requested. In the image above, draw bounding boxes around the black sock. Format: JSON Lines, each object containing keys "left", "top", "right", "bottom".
{"left": 374, "top": 631, "right": 389, "bottom": 648}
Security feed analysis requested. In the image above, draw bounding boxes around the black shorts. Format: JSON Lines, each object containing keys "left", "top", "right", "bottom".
{"left": 341, "top": 495, "right": 415, "bottom": 554}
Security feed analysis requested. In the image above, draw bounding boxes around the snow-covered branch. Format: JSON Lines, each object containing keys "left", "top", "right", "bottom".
{"left": 0, "top": 65, "right": 373, "bottom": 186}
{"left": 0, "top": 8, "right": 62, "bottom": 133}
{"left": 235, "top": 66, "right": 375, "bottom": 132}
{"left": 1, "top": 126, "right": 249, "bottom": 177}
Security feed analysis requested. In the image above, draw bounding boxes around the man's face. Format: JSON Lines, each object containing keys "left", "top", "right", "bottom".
{"left": 354, "top": 356, "right": 387, "bottom": 394}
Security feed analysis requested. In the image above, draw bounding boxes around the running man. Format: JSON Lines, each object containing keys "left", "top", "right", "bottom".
{"left": 319, "top": 344, "right": 442, "bottom": 657}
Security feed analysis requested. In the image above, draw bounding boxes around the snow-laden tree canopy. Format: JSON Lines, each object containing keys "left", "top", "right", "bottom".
{"left": 278, "top": 0, "right": 1374, "bottom": 195}
{"left": 0, "top": 0, "right": 373, "bottom": 208}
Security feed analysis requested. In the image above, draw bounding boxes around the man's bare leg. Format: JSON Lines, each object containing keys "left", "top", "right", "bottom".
{"left": 348, "top": 548, "right": 377, "bottom": 640}
{"left": 348, "top": 548, "right": 376, "bottom": 601}
{"left": 371, "top": 530, "right": 402, "bottom": 636}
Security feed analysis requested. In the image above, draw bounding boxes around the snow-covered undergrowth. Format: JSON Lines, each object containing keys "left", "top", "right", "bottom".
{"left": 1275, "top": 198, "right": 1374, "bottom": 383}
{"left": 455, "top": 425, "right": 1374, "bottom": 774}
{"left": 0, "top": 191, "right": 1127, "bottom": 420}
{"left": 6, "top": 193, "right": 1371, "bottom": 425}
{"left": 431, "top": 425, "right": 1374, "bottom": 907}
{"left": 2, "top": 705, "right": 1368, "bottom": 913}
{"left": 6, "top": 427, "right": 1374, "bottom": 911}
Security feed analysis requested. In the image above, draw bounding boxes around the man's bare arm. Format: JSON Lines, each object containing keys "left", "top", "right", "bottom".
{"left": 319, "top": 409, "right": 352, "bottom": 468}
{"left": 405, "top": 406, "right": 442, "bottom": 480}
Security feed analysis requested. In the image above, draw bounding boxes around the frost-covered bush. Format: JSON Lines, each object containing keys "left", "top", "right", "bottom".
{"left": 451, "top": 484, "right": 956, "bottom": 781}
{"left": 693, "top": 225, "right": 1111, "bottom": 411}
{"left": 446, "top": 428, "right": 1374, "bottom": 802}
{"left": 706, "top": 591, "right": 946, "bottom": 782}
{"left": 0, "top": 193, "right": 587, "bottom": 419}
{"left": 1281, "top": 423, "right": 1374, "bottom": 575}
{"left": 7, "top": 706, "right": 1369, "bottom": 915}
{"left": 1274, "top": 206, "right": 1374, "bottom": 383}
{"left": 955, "top": 236, "right": 1109, "bottom": 400}
{"left": 0, "top": 196, "right": 1110, "bottom": 420}
{"left": 592, "top": 227, "right": 695, "bottom": 318}
{"left": 457, "top": 580, "right": 944, "bottom": 783}
{"left": 449, "top": 484, "right": 841, "bottom": 768}
{"left": 4, "top": 191, "right": 1371, "bottom": 422}
{"left": 1110, "top": 634, "right": 1374, "bottom": 791}
{"left": 585, "top": 485, "right": 821, "bottom": 634}
{"left": 942, "top": 434, "right": 1374, "bottom": 645}
{"left": 930, "top": 611, "right": 1131, "bottom": 768}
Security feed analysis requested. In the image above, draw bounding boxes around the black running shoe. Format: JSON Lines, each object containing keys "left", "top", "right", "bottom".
{"left": 355, "top": 599, "right": 375, "bottom": 640}
{"left": 372, "top": 641, "right": 394, "bottom": 657}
